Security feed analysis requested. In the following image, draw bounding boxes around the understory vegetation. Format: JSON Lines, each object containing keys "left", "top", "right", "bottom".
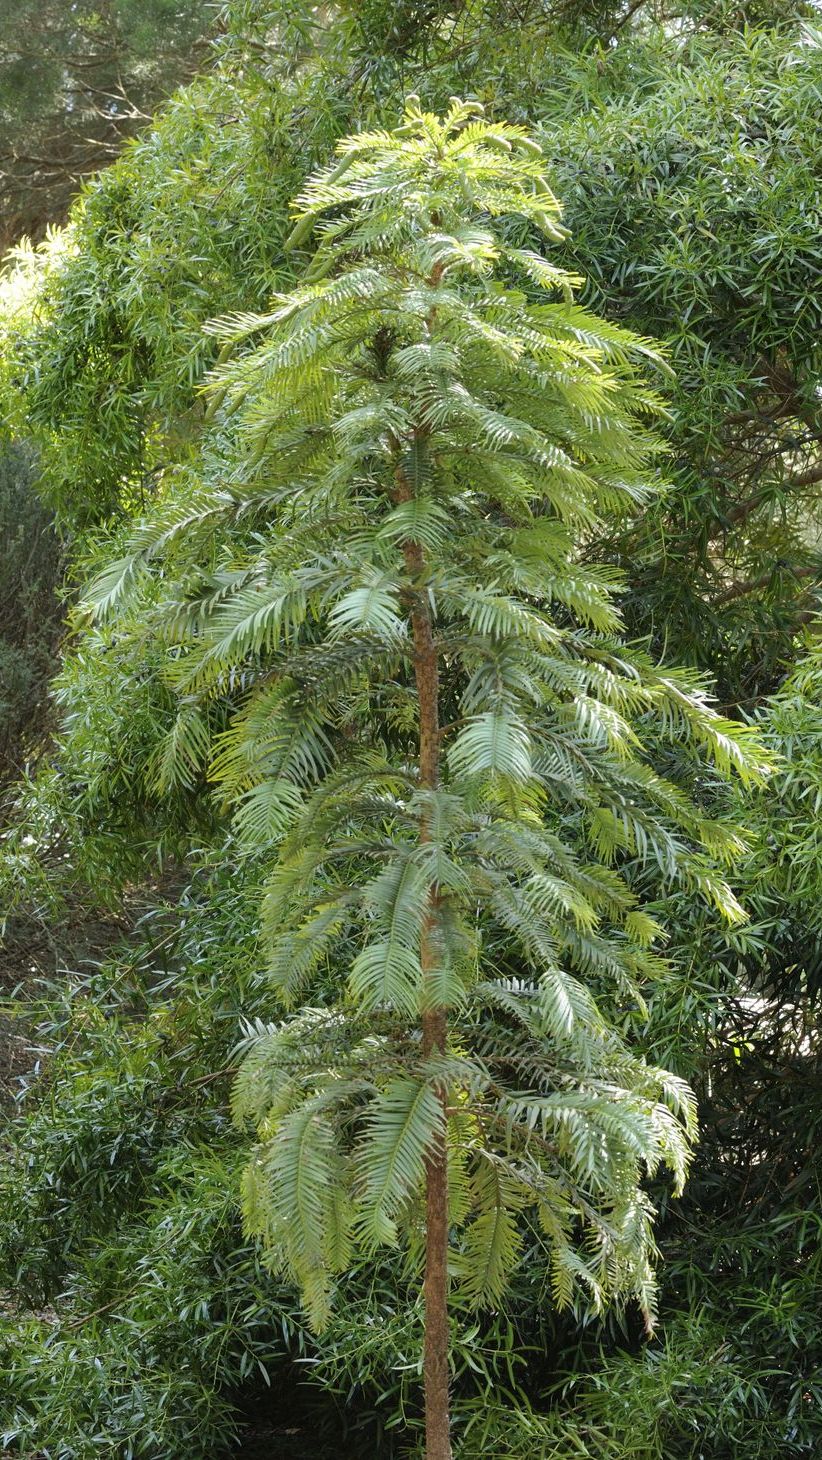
{"left": 1, "top": 2, "right": 821, "bottom": 1457}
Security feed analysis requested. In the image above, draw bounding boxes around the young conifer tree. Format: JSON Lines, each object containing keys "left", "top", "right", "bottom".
{"left": 91, "top": 99, "right": 765, "bottom": 1458}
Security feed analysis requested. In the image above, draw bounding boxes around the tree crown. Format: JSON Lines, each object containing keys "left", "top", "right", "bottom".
{"left": 85, "top": 100, "right": 768, "bottom": 1332}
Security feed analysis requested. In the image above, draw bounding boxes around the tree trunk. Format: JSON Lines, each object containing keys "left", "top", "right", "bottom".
{"left": 422, "top": 1007, "right": 451, "bottom": 1460}
{"left": 400, "top": 463, "right": 452, "bottom": 1460}
{"left": 395, "top": 254, "right": 452, "bottom": 1456}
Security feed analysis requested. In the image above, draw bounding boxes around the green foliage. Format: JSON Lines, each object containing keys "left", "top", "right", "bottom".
{"left": 0, "top": 0, "right": 213, "bottom": 246}
{"left": 0, "top": 862, "right": 545, "bottom": 1458}
{"left": 0, "top": 1156, "right": 254, "bottom": 1460}
{"left": 0, "top": 864, "right": 286, "bottom": 1458}
{"left": 0, "top": 75, "right": 299, "bottom": 522}
{"left": 746, "top": 650, "right": 822, "bottom": 947}
{"left": 534, "top": 25, "right": 822, "bottom": 700}
{"left": 4, "top": 11, "right": 822, "bottom": 683}
{"left": 1, "top": 3, "right": 821, "bottom": 1456}
{"left": 86, "top": 100, "right": 766, "bottom": 1360}
{"left": 0, "top": 600, "right": 225, "bottom": 927}
{"left": 0, "top": 442, "right": 62, "bottom": 787}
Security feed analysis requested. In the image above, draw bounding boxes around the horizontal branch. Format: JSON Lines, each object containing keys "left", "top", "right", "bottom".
{"left": 787, "top": 462, "right": 822, "bottom": 490}
{"left": 712, "top": 564, "right": 819, "bottom": 608}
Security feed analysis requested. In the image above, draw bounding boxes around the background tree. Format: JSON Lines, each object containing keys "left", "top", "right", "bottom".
{"left": 0, "top": 0, "right": 214, "bottom": 251}
{"left": 0, "top": 0, "right": 217, "bottom": 802}
{"left": 0, "top": 443, "right": 62, "bottom": 788}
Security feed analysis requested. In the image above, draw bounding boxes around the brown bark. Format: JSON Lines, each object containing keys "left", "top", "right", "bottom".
{"left": 389, "top": 249, "right": 452, "bottom": 1459}
{"left": 787, "top": 461, "right": 822, "bottom": 491}
{"left": 421, "top": 1038, "right": 451, "bottom": 1460}
{"left": 396, "top": 448, "right": 452, "bottom": 1460}
{"left": 410, "top": 549, "right": 452, "bottom": 1460}
{"left": 711, "top": 562, "right": 818, "bottom": 607}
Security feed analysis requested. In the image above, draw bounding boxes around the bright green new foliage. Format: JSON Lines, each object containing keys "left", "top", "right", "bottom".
{"left": 92, "top": 101, "right": 764, "bottom": 1343}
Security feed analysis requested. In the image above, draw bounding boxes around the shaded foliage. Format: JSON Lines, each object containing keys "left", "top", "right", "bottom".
{"left": 0, "top": 0, "right": 214, "bottom": 249}
{"left": 0, "top": 443, "right": 62, "bottom": 788}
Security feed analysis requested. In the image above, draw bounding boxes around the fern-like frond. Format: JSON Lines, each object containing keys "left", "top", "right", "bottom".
{"left": 358, "top": 1076, "right": 444, "bottom": 1246}
{"left": 349, "top": 939, "right": 424, "bottom": 1015}
{"left": 456, "top": 1157, "right": 524, "bottom": 1307}
{"left": 449, "top": 711, "right": 532, "bottom": 783}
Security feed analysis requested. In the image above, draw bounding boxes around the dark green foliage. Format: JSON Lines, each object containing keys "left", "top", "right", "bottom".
{"left": 535, "top": 28, "right": 822, "bottom": 702}
{"left": 0, "top": 604, "right": 225, "bottom": 928}
{"left": 0, "top": 443, "right": 62, "bottom": 787}
{"left": 1, "top": 1142, "right": 293, "bottom": 1460}
{"left": 0, "top": 864, "right": 281, "bottom": 1458}
{"left": 0, "top": 0, "right": 213, "bottom": 248}
{"left": 0, "top": 863, "right": 539, "bottom": 1457}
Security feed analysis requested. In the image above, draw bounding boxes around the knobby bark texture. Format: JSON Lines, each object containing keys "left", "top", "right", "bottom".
{"left": 414, "top": 588, "right": 451, "bottom": 1460}
{"left": 392, "top": 247, "right": 452, "bottom": 1460}
{"left": 397, "top": 445, "right": 452, "bottom": 1460}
